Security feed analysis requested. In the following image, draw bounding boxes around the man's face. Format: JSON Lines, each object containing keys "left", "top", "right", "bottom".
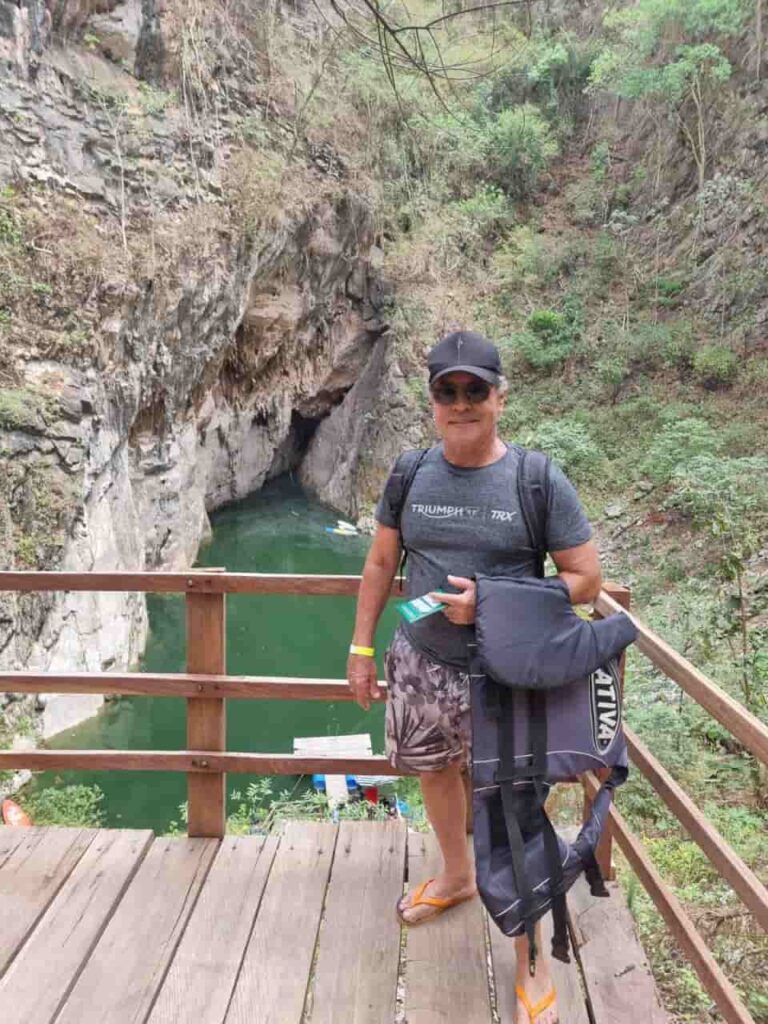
{"left": 429, "top": 371, "right": 505, "bottom": 445}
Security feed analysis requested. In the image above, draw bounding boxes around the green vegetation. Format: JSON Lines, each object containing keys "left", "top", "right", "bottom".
{"left": 0, "top": 207, "right": 22, "bottom": 248}
{"left": 0, "top": 388, "right": 46, "bottom": 432}
{"left": 482, "top": 105, "right": 558, "bottom": 198}
{"left": 692, "top": 344, "right": 739, "bottom": 388}
{"left": 590, "top": 0, "right": 747, "bottom": 188}
{"left": 525, "top": 418, "right": 602, "bottom": 480}
{"left": 511, "top": 307, "right": 581, "bottom": 371}
{"left": 164, "top": 778, "right": 427, "bottom": 836}
{"left": 19, "top": 785, "right": 106, "bottom": 828}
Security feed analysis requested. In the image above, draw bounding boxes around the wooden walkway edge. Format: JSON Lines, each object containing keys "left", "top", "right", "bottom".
{"left": 0, "top": 823, "right": 668, "bottom": 1024}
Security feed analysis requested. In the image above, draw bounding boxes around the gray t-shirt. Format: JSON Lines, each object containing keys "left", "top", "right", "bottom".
{"left": 375, "top": 444, "right": 592, "bottom": 668}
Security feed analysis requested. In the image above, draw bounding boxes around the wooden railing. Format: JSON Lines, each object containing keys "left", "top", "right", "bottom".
{"left": 0, "top": 571, "right": 766, "bottom": 1024}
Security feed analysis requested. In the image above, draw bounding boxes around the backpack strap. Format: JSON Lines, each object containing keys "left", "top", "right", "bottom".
{"left": 512, "top": 446, "right": 551, "bottom": 579}
{"left": 381, "top": 447, "right": 430, "bottom": 591}
{"left": 502, "top": 446, "right": 562, "bottom": 967}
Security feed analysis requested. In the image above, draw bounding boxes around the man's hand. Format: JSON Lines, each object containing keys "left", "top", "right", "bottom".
{"left": 429, "top": 575, "right": 477, "bottom": 625}
{"left": 347, "top": 653, "right": 380, "bottom": 710}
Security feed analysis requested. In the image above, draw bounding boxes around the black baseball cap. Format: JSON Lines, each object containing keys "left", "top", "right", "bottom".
{"left": 427, "top": 331, "right": 502, "bottom": 385}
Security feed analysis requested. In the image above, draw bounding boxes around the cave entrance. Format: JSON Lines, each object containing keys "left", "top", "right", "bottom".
{"left": 267, "top": 410, "right": 323, "bottom": 480}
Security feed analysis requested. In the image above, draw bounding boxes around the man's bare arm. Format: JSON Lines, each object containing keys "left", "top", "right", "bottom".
{"left": 551, "top": 539, "right": 602, "bottom": 604}
{"left": 348, "top": 523, "right": 401, "bottom": 710}
{"left": 352, "top": 523, "right": 401, "bottom": 646}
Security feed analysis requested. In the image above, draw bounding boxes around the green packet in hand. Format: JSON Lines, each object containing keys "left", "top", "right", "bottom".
{"left": 396, "top": 594, "right": 446, "bottom": 624}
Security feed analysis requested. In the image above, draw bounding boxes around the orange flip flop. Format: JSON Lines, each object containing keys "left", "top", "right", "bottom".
{"left": 515, "top": 984, "right": 558, "bottom": 1023}
{"left": 396, "top": 878, "right": 475, "bottom": 926}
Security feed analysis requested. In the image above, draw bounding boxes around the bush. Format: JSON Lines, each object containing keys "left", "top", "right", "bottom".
{"left": 483, "top": 105, "right": 558, "bottom": 200}
{"left": 628, "top": 321, "right": 696, "bottom": 372}
{"left": 650, "top": 275, "right": 687, "bottom": 307}
{"left": 21, "top": 784, "right": 105, "bottom": 827}
{"left": 524, "top": 418, "right": 602, "bottom": 478}
{"left": 526, "top": 38, "right": 597, "bottom": 125}
{"left": 692, "top": 345, "right": 739, "bottom": 389}
{"left": 593, "top": 231, "right": 619, "bottom": 285}
{"left": 430, "top": 186, "right": 516, "bottom": 270}
{"left": 0, "top": 212, "right": 21, "bottom": 248}
{"left": 513, "top": 307, "right": 579, "bottom": 371}
{"left": 597, "top": 355, "right": 630, "bottom": 397}
{"left": 453, "top": 186, "right": 516, "bottom": 241}
{"left": 668, "top": 454, "right": 768, "bottom": 526}
{"left": 642, "top": 418, "right": 721, "bottom": 483}
{"left": 491, "top": 227, "right": 567, "bottom": 294}
{"left": 485, "top": 37, "right": 596, "bottom": 128}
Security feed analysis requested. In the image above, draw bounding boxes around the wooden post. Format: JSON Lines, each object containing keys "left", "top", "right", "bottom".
{"left": 584, "top": 583, "right": 631, "bottom": 881}
{"left": 186, "top": 590, "right": 226, "bottom": 837}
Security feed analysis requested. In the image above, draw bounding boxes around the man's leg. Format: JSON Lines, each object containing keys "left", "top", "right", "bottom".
{"left": 514, "top": 923, "right": 558, "bottom": 1024}
{"left": 398, "top": 759, "right": 476, "bottom": 923}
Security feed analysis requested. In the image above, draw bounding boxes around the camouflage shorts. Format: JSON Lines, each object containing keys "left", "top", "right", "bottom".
{"left": 384, "top": 627, "right": 471, "bottom": 774}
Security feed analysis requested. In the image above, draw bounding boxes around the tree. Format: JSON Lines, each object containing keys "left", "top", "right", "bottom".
{"left": 669, "top": 454, "right": 768, "bottom": 713}
{"left": 589, "top": 0, "right": 749, "bottom": 189}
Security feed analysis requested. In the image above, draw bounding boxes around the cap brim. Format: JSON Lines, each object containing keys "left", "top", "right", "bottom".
{"left": 430, "top": 365, "right": 501, "bottom": 385}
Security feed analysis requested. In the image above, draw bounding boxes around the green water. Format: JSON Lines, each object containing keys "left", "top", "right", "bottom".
{"left": 37, "top": 477, "right": 396, "bottom": 832}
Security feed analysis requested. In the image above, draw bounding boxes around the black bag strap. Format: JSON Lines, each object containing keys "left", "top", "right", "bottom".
{"left": 495, "top": 687, "right": 538, "bottom": 970}
{"left": 496, "top": 678, "right": 572, "bottom": 969}
{"left": 500, "top": 783, "right": 539, "bottom": 970}
{"left": 512, "top": 445, "right": 551, "bottom": 579}
{"left": 382, "top": 447, "right": 430, "bottom": 591}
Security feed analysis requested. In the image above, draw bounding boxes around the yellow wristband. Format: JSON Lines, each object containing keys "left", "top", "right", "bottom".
{"left": 349, "top": 644, "right": 375, "bottom": 657}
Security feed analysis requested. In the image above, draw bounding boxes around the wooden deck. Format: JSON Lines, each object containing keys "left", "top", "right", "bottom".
{"left": 0, "top": 821, "right": 668, "bottom": 1024}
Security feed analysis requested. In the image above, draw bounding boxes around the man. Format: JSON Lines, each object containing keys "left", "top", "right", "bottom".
{"left": 347, "top": 330, "right": 601, "bottom": 1024}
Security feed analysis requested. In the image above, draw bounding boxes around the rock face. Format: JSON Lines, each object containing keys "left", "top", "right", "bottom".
{"left": 0, "top": 1, "right": 411, "bottom": 738}
{"left": 0, "top": 196, "right": 388, "bottom": 736}
{"left": 300, "top": 331, "right": 424, "bottom": 516}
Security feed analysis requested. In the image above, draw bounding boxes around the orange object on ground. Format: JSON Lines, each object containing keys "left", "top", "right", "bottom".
{"left": 395, "top": 878, "right": 475, "bottom": 926}
{"left": 515, "top": 984, "right": 557, "bottom": 1023}
{"left": 1, "top": 799, "right": 32, "bottom": 827}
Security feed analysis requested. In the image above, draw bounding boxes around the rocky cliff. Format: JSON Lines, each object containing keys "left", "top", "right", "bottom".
{"left": 0, "top": 0, "right": 414, "bottom": 739}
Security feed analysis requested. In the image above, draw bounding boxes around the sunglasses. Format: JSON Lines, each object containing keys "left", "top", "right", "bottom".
{"left": 430, "top": 380, "right": 492, "bottom": 405}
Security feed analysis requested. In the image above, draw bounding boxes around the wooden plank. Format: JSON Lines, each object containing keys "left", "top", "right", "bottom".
{"left": 0, "top": 825, "right": 34, "bottom": 869}
{"left": 568, "top": 875, "right": 669, "bottom": 1024}
{"left": 586, "top": 585, "right": 631, "bottom": 880}
{"left": 148, "top": 834, "right": 279, "bottom": 1024}
{"left": 0, "top": 827, "right": 95, "bottom": 975}
{"left": 626, "top": 726, "right": 768, "bottom": 931}
{"left": 0, "top": 573, "right": 636, "bottom": 609}
{"left": 488, "top": 910, "right": 590, "bottom": 1024}
{"left": 307, "top": 821, "right": 406, "bottom": 1024}
{"left": 583, "top": 772, "right": 753, "bottom": 1024}
{"left": 186, "top": 592, "right": 226, "bottom": 838}
{"left": 0, "top": 751, "right": 402, "bottom": 775}
{"left": 0, "top": 672, "right": 388, "bottom": 700}
{"left": 55, "top": 836, "right": 218, "bottom": 1024}
{"left": 0, "top": 829, "right": 153, "bottom": 1023}
{"left": 596, "top": 590, "right": 768, "bottom": 768}
{"left": 0, "top": 571, "right": 368, "bottom": 596}
{"left": 225, "top": 821, "right": 337, "bottom": 1024}
{"left": 405, "top": 831, "right": 491, "bottom": 1024}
